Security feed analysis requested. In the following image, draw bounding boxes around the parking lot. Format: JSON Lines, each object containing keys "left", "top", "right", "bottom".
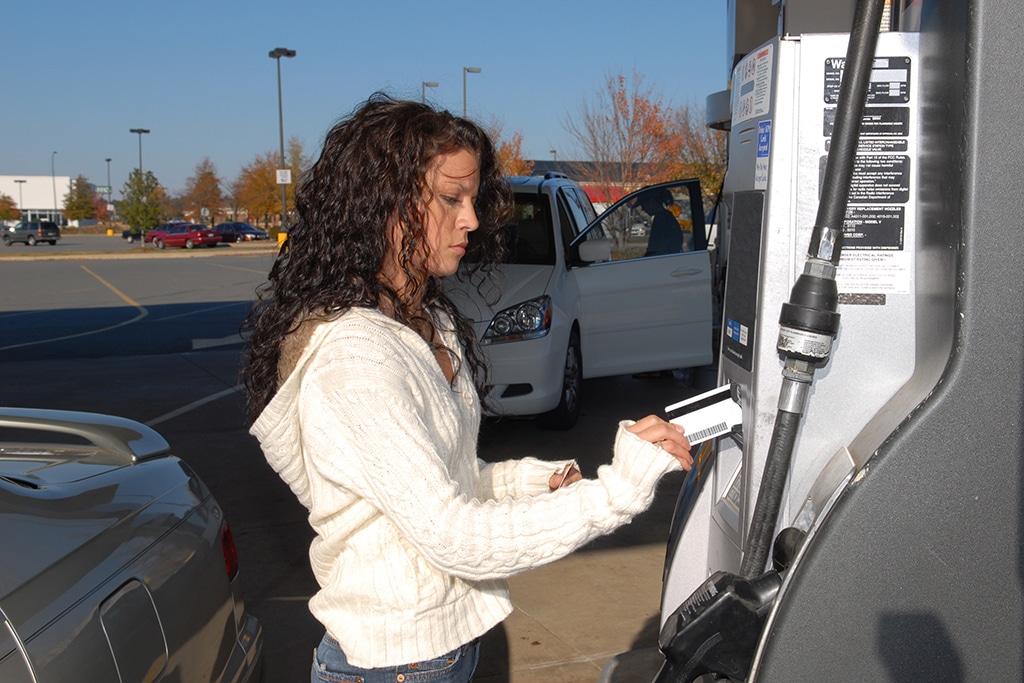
{"left": 0, "top": 241, "right": 715, "bottom": 681}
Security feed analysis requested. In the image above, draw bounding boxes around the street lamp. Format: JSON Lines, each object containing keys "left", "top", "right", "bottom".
{"left": 14, "top": 180, "right": 25, "bottom": 220}
{"left": 129, "top": 128, "right": 150, "bottom": 177}
{"left": 422, "top": 81, "right": 439, "bottom": 104}
{"left": 462, "top": 66, "right": 481, "bottom": 117}
{"left": 269, "top": 47, "right": 296, "bottom": 233}
{"left": 51, "top": 151, "right": 58, "bottom": 222}
{"left": 129, "top": 130, "right": 149, "bottom": 246}
{"left": 105, "top": 158, "right": 112, "bottom": 205}
{"left": 550, "top": 149, "right": 558, "bottom": 162}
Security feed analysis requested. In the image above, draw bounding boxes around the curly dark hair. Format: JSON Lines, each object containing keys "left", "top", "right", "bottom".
{"left": 241, "top": 94, "right": 512, "bottom": 420}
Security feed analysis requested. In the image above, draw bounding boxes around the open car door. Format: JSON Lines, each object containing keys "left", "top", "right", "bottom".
{"left": 568, "top": 179, "right": 715, "bottom": 378}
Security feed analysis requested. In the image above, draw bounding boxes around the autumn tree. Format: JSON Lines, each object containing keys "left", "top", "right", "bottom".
{"left": 487, "top": 119, "right": 534, "bottom": 176}
{"left": 235, "top": 138, "right": 309, "bottom": 233}
{"left": 234, "top": 152, "right": 280, "bottom": 231}
{"left": 0, "top": 194, "right": 19, "bottom": 221}
{"left": 563, "top": 70, "right": 683, "bottom": 195}
{"left": 182, "top": 157, "right": 224, "bottom": 225}
{"left": 120, "top": 169, "right": 168, "bottom": 232}
{"left": 671, "top": 102, "right": 728, "bottom": 214}
{"left": 91, "top": 194, "right": 110, "bottom": 221}
{"left": 285, "top": 136, "right": 311, "bottom": 217}
{"left": 64, "top": 175, "right": 97, "bottom": 221}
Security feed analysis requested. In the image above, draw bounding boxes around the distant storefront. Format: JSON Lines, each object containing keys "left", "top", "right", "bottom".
{"left": 0, "top": 175, "right": 71, "bottom": 225}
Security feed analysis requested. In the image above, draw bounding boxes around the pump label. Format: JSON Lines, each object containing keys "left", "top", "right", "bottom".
{"left": 824, "top": 56, "right": 911, "bottom": 104}
{"left": 777, "top": 327, "right": 832, "bottom": 359}
{"left": 819, "top": 155, "right": 910, "bottom": 203}
{"left": 756, "top": 121, "right": 771, "bottom": 189}
{"left": 733, "top": 43, "right": 774, "bottom": 125}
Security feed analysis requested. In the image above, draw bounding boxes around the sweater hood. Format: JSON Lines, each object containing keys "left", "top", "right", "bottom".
{"left": 249, "top": 320, "right": 335, "bottom": 509}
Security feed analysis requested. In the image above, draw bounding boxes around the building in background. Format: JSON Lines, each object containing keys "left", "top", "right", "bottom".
{"left": 0, "top": 175, "right": 71, "bottom": 225}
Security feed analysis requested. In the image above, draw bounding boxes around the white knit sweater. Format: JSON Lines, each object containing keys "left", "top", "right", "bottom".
{"left": 250, "top": 307, "right": 681, "bottom": 668}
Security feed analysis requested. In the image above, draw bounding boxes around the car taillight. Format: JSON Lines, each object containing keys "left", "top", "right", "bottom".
{"left": 221, "top": 520, "right": 240, "bottom": 581}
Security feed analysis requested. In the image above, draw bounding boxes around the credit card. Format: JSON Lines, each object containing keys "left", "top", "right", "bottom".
{"left": 665, "top": 384, "right": 741, "bottom": 445}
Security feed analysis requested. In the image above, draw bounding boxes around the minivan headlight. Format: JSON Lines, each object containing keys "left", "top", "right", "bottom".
{"left": 482, "top": 296, "right": 551, "bottom": 344}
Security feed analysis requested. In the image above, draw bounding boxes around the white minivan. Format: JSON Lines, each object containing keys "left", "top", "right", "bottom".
{"left": 448, "top": 173, "right": 715, "bottom": 429}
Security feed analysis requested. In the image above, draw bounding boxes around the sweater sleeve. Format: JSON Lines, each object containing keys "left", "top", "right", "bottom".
{"left": 299, "top": 329, "right": 681, "bottom": 583}
{"left": 475, "top": 457, "right": 565, "bottom": 500}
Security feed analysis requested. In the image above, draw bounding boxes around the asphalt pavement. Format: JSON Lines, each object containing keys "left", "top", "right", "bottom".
{"left": 0, "top": 234, "right": 718, "bottom": 682}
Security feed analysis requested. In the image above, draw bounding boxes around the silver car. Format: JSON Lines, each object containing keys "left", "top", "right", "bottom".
{"left": 0, "top": 408, "right": 263, "bottom": 682}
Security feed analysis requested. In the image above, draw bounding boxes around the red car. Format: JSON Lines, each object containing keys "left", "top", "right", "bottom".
{"left": 150, "top": 223, "right": 221, "bottom": 249}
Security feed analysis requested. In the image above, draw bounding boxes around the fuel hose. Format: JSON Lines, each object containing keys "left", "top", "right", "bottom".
{"left": 739, "top": 0, "right": 887, "bottom": 578}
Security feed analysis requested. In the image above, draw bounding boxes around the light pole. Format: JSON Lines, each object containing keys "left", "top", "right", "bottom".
{"left": 14, "top": 180, "right": 25, "bottom": 220}
{"left": 129, "top": 130, "right": 149, "bottom": 246}
{"left": 129, "top": 128, "right": 150, "bottom": 177}
{"left": 462, "top": 66, "right": 481, "bottom": 117}
{"left": 105, "top": 158, "right": 112, "bottom": 205}
{"left": 51, "top": 151, "right": 58, "bottom": 222}
{"left": 421, "top": 81, "right": 438, "bottom": 104}
{"left": 269, "top": 47, "right": 296, "bottom": 233}
{"left": 550, "top": 149, "right": 557, "bottom": 162}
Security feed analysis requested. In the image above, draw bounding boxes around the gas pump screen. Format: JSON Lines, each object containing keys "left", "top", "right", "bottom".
{"left": 665, "top": 385, "right": 742, "bottom": 445}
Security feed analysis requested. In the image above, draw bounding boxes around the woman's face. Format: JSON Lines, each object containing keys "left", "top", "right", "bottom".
{"left": 420, "top": 148, "right": 481, "bottom": 278}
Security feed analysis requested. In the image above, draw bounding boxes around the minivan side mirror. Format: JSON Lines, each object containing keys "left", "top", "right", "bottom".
{"left": 578, "top": 238, "right": 612, "bottom": 263}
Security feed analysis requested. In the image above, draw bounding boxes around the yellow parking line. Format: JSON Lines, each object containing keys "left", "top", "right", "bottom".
{"left": 0, "top": 266, "right": 147, "bottom": 351}
{"left": 81, "top": 265, "right": 143, "bottom": 308}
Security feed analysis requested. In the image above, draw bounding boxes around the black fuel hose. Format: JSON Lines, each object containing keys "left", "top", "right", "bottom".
{"left": 740, "top": 410, "right": 802, "bottom": 577}
{"left": 740, "top": 0, "right": 887, "bottom": 579}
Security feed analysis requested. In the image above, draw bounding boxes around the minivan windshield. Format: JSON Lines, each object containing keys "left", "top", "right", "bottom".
{"left": 505, "top": 195, "right": 555, "bottom": 266}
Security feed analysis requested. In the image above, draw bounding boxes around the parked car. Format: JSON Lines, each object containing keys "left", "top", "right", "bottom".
{"left": 134, "top": 221, "right": 187, "bottom": 246}
{"left": 215, "top": 222, "right": 270, "bottom": 243}
{"left": 150, "top": 223, "right": 221, "bottom": 249}
{"left": 447, "top": 174, "right": 714, "bottom": 429}
{"left": 122, "top": 227, "right": 147, "bottom": 243}
{"left": 2, "top": 220, "right": 60, "bottom": 246}
{"left": 0, "top": 407, "right": 263, "bottom": 681}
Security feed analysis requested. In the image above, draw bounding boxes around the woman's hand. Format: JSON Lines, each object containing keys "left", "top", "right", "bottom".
{"left": 627, "top": 415, "right": 693, "bottom": 471}
{"left": 548, "top": 461, "right": 583, "bottom": 491}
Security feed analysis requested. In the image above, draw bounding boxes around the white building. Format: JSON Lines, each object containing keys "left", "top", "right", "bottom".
{"left": 0, "top": 175, "right": 72, "bottom": 225}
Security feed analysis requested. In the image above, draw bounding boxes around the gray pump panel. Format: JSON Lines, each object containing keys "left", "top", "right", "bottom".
{"left": 663, "top": 28, "right": 932, "bottom": 611}
{"left": 657, "top": 0, "right": 1024, "bottom": 679}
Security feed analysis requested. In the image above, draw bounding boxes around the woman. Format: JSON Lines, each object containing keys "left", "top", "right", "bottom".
{"left": 243, "top": 94, "right": 692, "bottom": 683}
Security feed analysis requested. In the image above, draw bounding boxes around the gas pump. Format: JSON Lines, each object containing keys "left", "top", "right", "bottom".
{"left": 602, "top": 0, "right": 1024, "bottom": 680}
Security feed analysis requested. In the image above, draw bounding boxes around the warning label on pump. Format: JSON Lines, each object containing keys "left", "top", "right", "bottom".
{"left": 837, "top": 251, "right": 911, "bottom": 293}
{"left": 820, "top": 155, "right": 910, "bottom": 203}
{"left": 824, "top": 106, "right": 910, "bottom": 137}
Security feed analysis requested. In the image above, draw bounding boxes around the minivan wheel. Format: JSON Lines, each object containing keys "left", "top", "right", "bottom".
{"left": 155, "top": 239, "right": 165, "bottom": 249}
{"left": 2, "top": 236, "right": 11, "bottom": 246}
{"left": 27, "top": 235, "right": 36, "bottom": 246}
{"left": 540, "top": 329, "right": 582, "bottom": 430}
{"left": 185, "top": 239, "right": 195, "bottom": 249}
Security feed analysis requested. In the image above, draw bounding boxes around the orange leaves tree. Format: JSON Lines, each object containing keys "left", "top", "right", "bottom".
{"left": 563, "top": 70, "right": 684, "bottom": 197}
{"left": 231, "top": 137, "right": 310, "bottom": 232}
{"left": 233, "top": 152, "right": 279, "bottom": 230}
{"left": 487, "top": 120, "right": 534, "bottom": 177}
{"left": 0, "top": 194, "right": 19, "bottom": 221}
{"left": 182, "top": 157, "right": 224, "bottom": 226}
{"left": 672, "top": 103, "right": 728, "bottom": 214}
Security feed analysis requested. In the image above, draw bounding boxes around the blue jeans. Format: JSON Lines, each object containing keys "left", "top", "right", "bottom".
{"left": 311, "top": 633, "right": 479, "bottom": 683}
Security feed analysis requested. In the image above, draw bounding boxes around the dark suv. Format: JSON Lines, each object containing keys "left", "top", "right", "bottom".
{"left": 3, "top": 221, "right": 61, "bottom": 246}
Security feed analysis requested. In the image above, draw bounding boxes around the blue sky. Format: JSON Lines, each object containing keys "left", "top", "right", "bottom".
{"left": 4, "top": 0, "right": 727, "bottom": 197}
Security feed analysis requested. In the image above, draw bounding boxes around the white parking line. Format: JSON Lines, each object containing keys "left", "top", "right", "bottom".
{"left": 147, "top": 385, "right": 245, "bottom": 427}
